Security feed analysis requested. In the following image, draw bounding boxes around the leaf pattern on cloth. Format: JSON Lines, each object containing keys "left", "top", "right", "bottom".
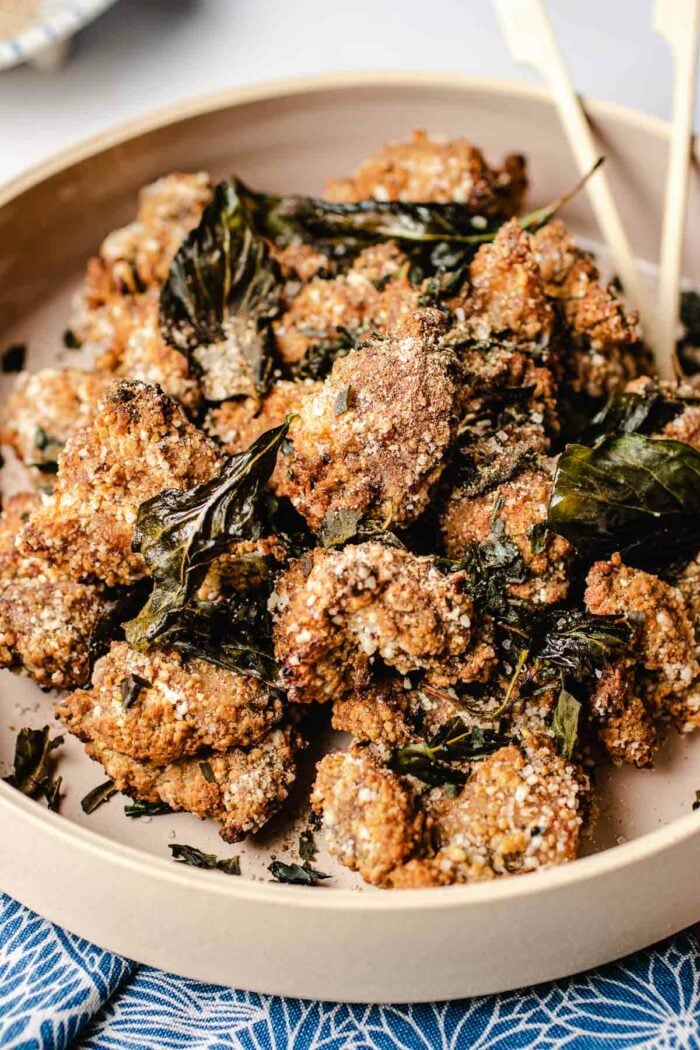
{"left": 1, "top": 893, "right": 699, "bottom": 1050}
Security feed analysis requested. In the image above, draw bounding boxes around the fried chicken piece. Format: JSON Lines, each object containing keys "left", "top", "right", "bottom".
{"left": 286, "top": 309, "right": 459, "bottom": 530}
{"left": 84, "top": 725, "right": 300, "bottom": 842}
{"left": 587, "top": 659, "right": 657, "bottom": 768}
{"left": 57, "top": 642, "right": 283, "bottom": 766}
{"left": 94, "top": 291, "right": 201, "bottom": 413}
{"left": 273, "top": 542, "right": 495, "bottom": 705}
{"left": 325, "top": 130, "right": 527, "bottom": 216}
{"left": 273, "top": 243, "right": 418, "bottom": 366}
{"left": 311, "top": 746, "right": 424, "bottom": 886}
{"left": 390, "top": 739, "right": 583, "bottom": 887}
{"left": 19, "top": 381, "right": 221, "bottom": 587}
{"left": 205, "top": 379, "right": 319, "bottom": 498}
{"left": 456, "top": 220, "right": 555, "bottom": 351}
{"left": 0, "top": 492, "right": 107, "bottom": 688}
{"left": 676, "top": 549, "right": 700, "bottom": 630}
{"left": 585, "top": 554, "right": 700, "bottom": 732}
{"left": 440, "top": 459, "right": 574, "bottom": 605}
{"left": 532, "top": 220, "right": 641, "bottom": 398}
{"left": 0, "top": 368, "right": 111, "bottom": 473}
{"left": 331, "top": 678, "right": 414, "bottom": 753}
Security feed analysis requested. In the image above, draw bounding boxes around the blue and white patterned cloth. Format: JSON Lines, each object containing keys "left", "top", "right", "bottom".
{"left": 1, "top": 893, "right": 699, "bottom": 1050}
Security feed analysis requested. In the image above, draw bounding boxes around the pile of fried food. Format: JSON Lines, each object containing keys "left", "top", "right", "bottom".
{"left": 2, "top": 130, "right": 700, "bottom": 889}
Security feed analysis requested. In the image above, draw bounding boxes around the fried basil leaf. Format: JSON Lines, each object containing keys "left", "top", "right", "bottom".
{"left": 389, "top": 717, "right": 506, "bottom": 789}
{"left": 120, "top": 673, "right": 151, "bottom": 709}
{"left": 552, "top": 688, "right": 581, "bottom": 760}
{"left": 4, "top": 726, "right": 63, "bottom": 804}
{"left": 124, "top": 798, "right": 173, "bottom": 818}
{"left": 81, "top": 779, "right": 117, "bottom": 814}
{"left": 444, "top": 500, "right": 526, "bottom": 620}
{"left": 530, "top": 609, "right": 633, "bottom": 677}
{"left": 124, "top": 420, "right": 289, "bottom": 650}
{"left": 585, "top": 384, "right": 685, "bottom": 440}
{"left": 548, "top": 434, "right": 700, "bottom": 562}
{"left": 160, "top": 180, "right": 281, "bottom": 401}
{"left": 293, "top": 328, "right": 359, "bottom": 380}
{"left": 169, "top": 843, "right": 240, "bottom": 875}
{"left": 268, "top": 861, "right": 330, "bottom": 885}
{"left": 318, "top": 508, "right": 364, "bottom": 548}
{"left": 298, "top": 826, "right": 317, "bottom": 863}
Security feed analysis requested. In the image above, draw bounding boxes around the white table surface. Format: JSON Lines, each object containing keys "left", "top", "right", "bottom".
{"left": 0, "top": 0, "right": 698, "bottom": 188}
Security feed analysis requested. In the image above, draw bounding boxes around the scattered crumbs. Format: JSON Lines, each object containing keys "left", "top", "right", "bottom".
{"left": 62, "top": 328, "right": 82, "bottom": 350}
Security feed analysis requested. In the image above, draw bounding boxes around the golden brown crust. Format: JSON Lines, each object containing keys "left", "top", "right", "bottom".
{"left": 57, "top": 641, "right": 283, "bottom": 765}
{"left": 0, "top": 369, "right": 111, "bottom": 471}
{"left": 311, "top": 747, "right": 424, "bottom": 885}
{"left": 440, "top": 461, "right": 574, "bottom": 605}
{"left": 588, "top": 659, "right": 657, "bottom": 768}
{"left": 585, "top": 554, "right": 700, "bottom": 732}
{"left": 19, "top": 381, "right": 221, "bottom": 586}
{"left": 273, "top": 542, "right": 493, "bottom": 705}
{"left": 325, "top": 130, "right": 527, "bottom": 215}
{"left": 83, "top": 724, "right": 300, "bottom": 842}
{"left": 285, "top": 309, "right": 459, "bottom": 530}
{"left": 273, "top": 243, "right": 418, "bottom": 365}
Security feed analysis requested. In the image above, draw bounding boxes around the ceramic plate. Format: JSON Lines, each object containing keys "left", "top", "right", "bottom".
{"left": 0, "top": 73, "right": 699, "bottom": 1002}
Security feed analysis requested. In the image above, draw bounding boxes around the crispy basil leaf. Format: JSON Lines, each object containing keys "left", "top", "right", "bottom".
{"left": 389, "top": 717, "right": 506, "bottom": 789}
{"left": 170, "top": 843, "right": 240, "bottom": 875}
{"left": 4, "top": 726, "right": 63, "bottom": 803}
{"left": 585, "top": 385, "right": 685, "bottom": 440}
{"left": 81, "top": 779, "right": 117, "bottom": 814}
{"left": 45, "top": 776, "right": 63, "bottom": 812}
{"left": 530, "top": 609, "right": 633, "bottom": 677}
{"left": 444, "top": 501, "right": 526, "bottom": 619}
{"left": 120, "top": 673, "right": 150, "bottom": 709}
{"left": 318, "top": 508, "right": 364, "bottom": 548}
{"left": 551, "top": 688, "right": 581, "bottom": 759}
{"left": 124, "top": 799, "right": 173, "bottom": 818}
{"left": 155, "top": 597, "right": 280, "bottom": 686}
{"left": 293, "top": 328, "right": 359, "bottom": 380}
{"left": 2, "top": 343, "right": 25, "bottom": 373}
{"left": 268, "top": 861, "right": 330, "bottom": 885}
{"left": 548, "top": 434, "right": 700, "bottom": 562}
{"left": 124, "top": 420, "right": 289, "bottom": 650}
{"left": 160, "top": 180, "right": 281, "bottom": 401}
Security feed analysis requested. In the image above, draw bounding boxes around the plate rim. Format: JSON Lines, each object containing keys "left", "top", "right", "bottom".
{"left": 1, "top": 68, "right": 698, "bottom": 913}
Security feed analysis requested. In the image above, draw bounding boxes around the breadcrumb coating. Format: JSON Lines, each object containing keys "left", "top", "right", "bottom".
{"left": 585, "top": 554, "right": 700, "bottom": 733}
{"left": 532, "top": 220, "right": 642, "bottom": 398}
{"left": 57, "top": 641, "right": 283, "bottom": 766}
{"left": 285, "top": 309, "right": 459, "bottom": 530}
{"left": 273, "top": 243, "right": 418, "bottom": 365}
{"left": 390, "top": 739, "right": 583, "bottom": 887}
{"left": 0, "top": 368, "right": 111, "bottom": 473}
{"left": 205, "top": 379, "right": 319, "bottom": 497}
{"left": 440, "top": 461, "right": 574, "bottom": 605}
{"left": 325, "top": 130, "right": 527, "bottom": 215}
{"left": 272, "top": 542, "right": 494, "bottom": 705}
{"left": 311, "top": 746, "right": 424, "bottom": 886}
{"left": 19, "top": 381, "right": 221, "bottom": 586}
{"left": 587, "top": 658, "right": 657, "bottom": 768}
{"left": 83, "top": 724, "right": 300, "bottom": 842}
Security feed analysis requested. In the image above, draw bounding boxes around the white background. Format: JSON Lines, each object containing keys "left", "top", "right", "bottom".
{"left": 0, "top": 0, "right": 699, "bottom": 186}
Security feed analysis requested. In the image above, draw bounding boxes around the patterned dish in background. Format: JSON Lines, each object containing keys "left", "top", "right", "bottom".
{"left": 0, "top": 0, "right": 117, "bottom": 71}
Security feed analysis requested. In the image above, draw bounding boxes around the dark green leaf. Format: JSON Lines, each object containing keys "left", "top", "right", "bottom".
{"left": 119, "top": 673, "right": 150, "bottom": 709}
{"left": 2, "top": 343, "right": 25, "bottom": 372}
{"left": 124, "top": 798, "right": 173, "bottom": 818}
{"left": 551, "top": 688, "right": 581, "bottom": 759}
{"left": 298, "top": 827, "right": 317, "bottom": 863}
{"left": 293, "top": 328, "right": 359, "bottom": 380}
{"left": 199, "top": 760, "right": 215, "bottom": 783}
{"left": 124, "top": 420, "right": 290, "bottom": 650}
{"left": 62, "top": 328, "right": 82, "bottom": 350}
{"left": 318, "top": 507, "right": 363, "bottom": 548}
{"left": 444, "top": 500, "right": 526, "bottom": 619}
{"left": 81, "top": 779, "right": 117, "bottom": 814}
{"left": 170, "top": 843, "right": 241, "bottom": 874}
{"left": 389, "top": 743, "right": 468, "bottom": 789}
{"left": 529, "top": 521, "right": 548, "bottom": 554}
{"left": 160, "top": 180, "right": 281, "bottom": 401}
{"left": 530, "top": 609, "right": 633, "bottom": 677}
{"left": 268, "top": 861, "right": 330, "bottom": 885}
{"left": 4, "top": 726, "right": 63, "bottom": 802}
{"left": 548, "top": 434, "right": 700, "bottom": 562}
{"left": 45, "top": 776, "right": 63, "bottom": 812}
{"left": 585, "top": 385, "right": 685, "bottom": 440}
{"left": 389, "top": 718, "right": 506, "bottom": 789}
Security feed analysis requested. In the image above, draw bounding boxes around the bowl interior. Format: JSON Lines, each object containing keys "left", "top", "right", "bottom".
{"left": 1, "top": 75, "right": 699, "bottom": 890}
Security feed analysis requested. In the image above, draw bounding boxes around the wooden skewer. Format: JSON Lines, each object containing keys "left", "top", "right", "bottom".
{"left": 654, "top": 0, "right": 700, "bottom": 381}
{"left": 493, "top": 0, "right": 659, "bottom": 365}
